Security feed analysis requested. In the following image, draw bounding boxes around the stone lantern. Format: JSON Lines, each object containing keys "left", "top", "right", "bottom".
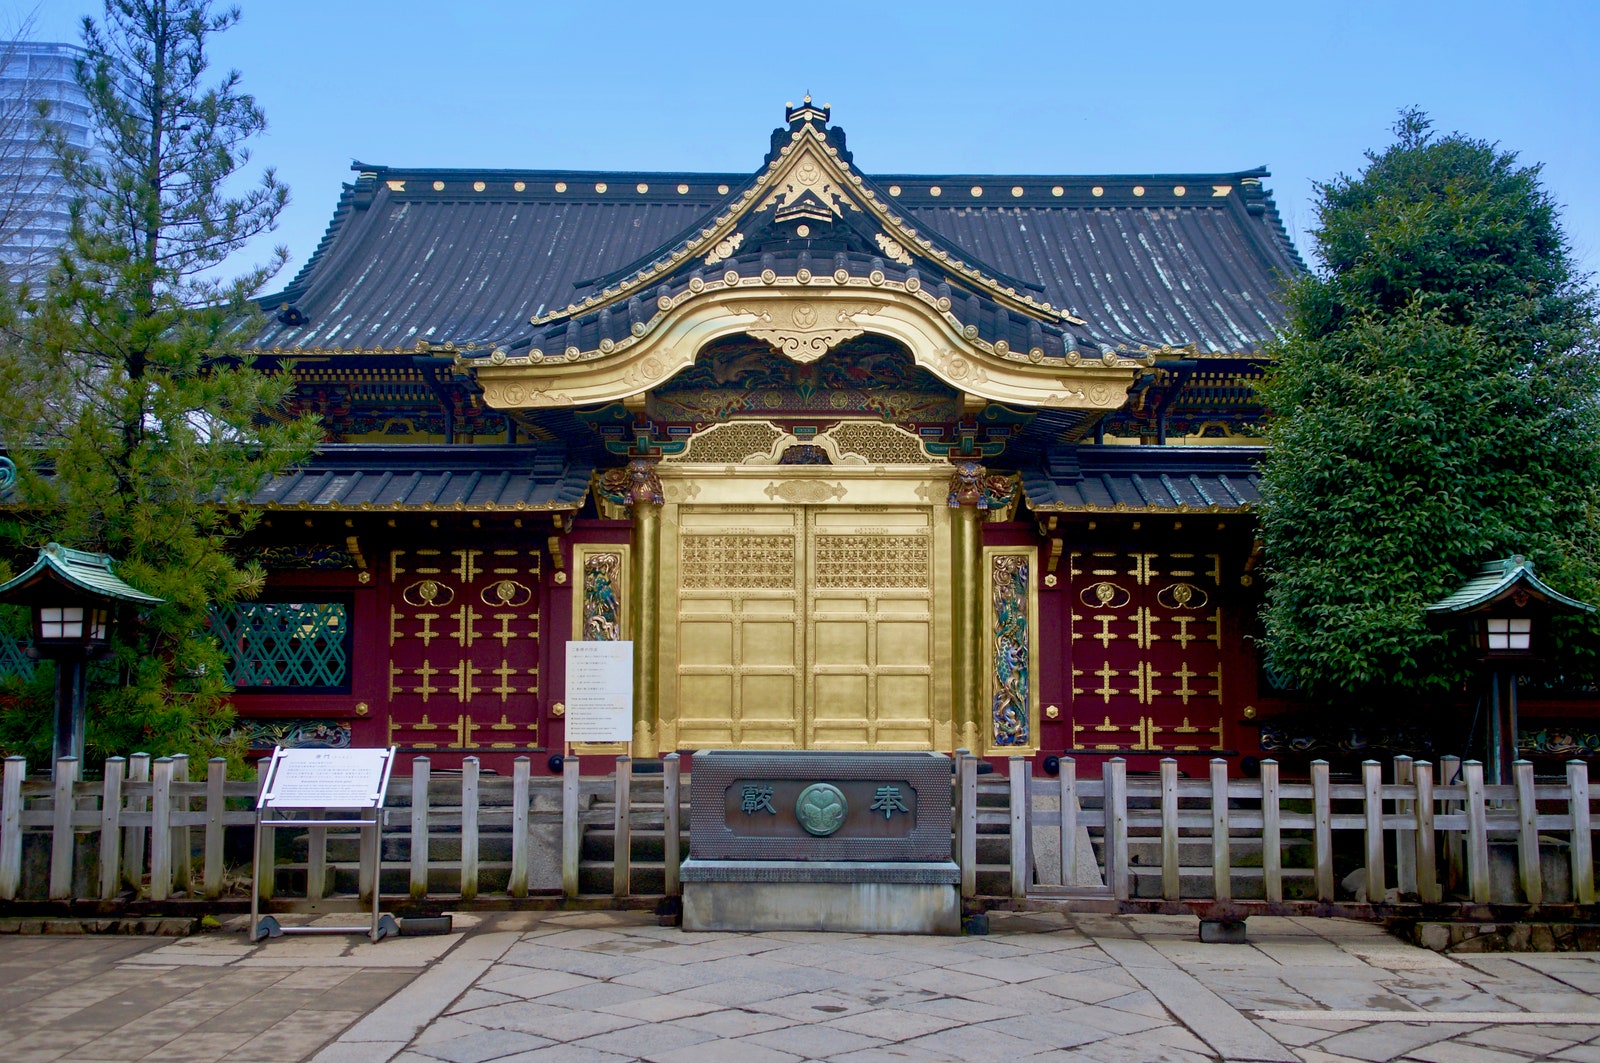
{"left": 1426, "top": 555, "right": 1595, "bottom": 783}
{"left": 0, "top": 543, "right": 164, "bottom": 767}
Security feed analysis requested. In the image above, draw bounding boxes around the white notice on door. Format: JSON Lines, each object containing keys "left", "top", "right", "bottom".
{"left": 564, "top": 640, "right": 634, "bottom": 743}
{"left": 261, "top": 747, "right": 393, "bottom": 809}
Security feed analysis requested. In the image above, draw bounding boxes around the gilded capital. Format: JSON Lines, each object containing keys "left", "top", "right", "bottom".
{"left": 947, "top": 461, "right": 986, "bottom": 509}
{"left": 626, "top": 458, "right": 664, "bottom": 507}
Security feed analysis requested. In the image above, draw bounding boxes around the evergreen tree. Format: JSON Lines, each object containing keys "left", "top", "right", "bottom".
{"left": 0, "top": 0, "right": 320, "bottom": 764}
{"left": 1258, "top": 109, "right": 1600, "bottom": 710}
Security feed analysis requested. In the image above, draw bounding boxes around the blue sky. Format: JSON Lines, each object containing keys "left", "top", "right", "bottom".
{"left": 13, "top": 1, "right": 1600, "bottom": 289}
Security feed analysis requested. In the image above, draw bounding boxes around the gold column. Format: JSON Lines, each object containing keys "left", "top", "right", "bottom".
{"left": 949, "top": 462, "right": 985, "bottom": 754}
{"left": 626, "top": 458, "right": 662, "bottom": 756}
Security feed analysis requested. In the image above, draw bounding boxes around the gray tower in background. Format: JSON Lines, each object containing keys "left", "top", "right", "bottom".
{"left": 0, "top": 41, "right": 90, "bottom": 278}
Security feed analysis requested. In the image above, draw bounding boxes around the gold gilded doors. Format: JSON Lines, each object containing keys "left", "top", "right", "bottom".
{"left": 670, "top": 504, "right": 940, "bottom": 750}
{"left": 675, "top": 507, "right": 805, "bottom": 748}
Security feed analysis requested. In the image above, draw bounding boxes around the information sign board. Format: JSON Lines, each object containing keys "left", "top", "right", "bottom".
{"left": 260, "top": 747, "right": 394, "bottom": 810}
{"left": 564, "top": 640, "right": 634, "bottom": 742}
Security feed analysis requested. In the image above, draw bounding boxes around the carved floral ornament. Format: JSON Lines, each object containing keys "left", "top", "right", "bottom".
{"left": 470, "top": 285, "right": 1145, "bottom": 412}
{"left": 738, "top": 301, "right": 873, "bottom": 363}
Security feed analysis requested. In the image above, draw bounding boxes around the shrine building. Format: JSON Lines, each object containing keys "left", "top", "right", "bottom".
{"left": 228, "top": 100, "right": 1308, "bottom": 774}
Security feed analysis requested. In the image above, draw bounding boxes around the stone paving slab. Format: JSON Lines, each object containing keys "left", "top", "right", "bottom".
{"left": 14, "top": 909, "right": 1600, "bottom": 1060}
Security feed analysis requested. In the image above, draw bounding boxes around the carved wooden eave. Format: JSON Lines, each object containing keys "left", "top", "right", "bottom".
{"left": 469, "top": 279, "right": 1143, "bottom": 411}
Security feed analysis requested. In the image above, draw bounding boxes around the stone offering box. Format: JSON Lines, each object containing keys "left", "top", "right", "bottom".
{"left": 681, "top": 750, "right": 960, "bottom": 933}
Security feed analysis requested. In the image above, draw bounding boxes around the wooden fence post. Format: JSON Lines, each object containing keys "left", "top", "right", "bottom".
{"left": 409, "top": 757, "right": 430, "bottom": 899}
{"left": 1008, "top": 756, "right": 1029, "bottom": 899}
{"left": 1159, "top": 758, "right": 1180, "bottom": 901}
{"left": 127, "top": 753, "right": 150, "bottom": 892}
{"left": 358, "top": 806, "right": 378, "bottom": 907}
{"left": 99, "top": 758, "right": 125, "bottom": 900}
{"left": 509, "top": 757, "right": 530, "bottom": 898}
{"left": 460, "top": 756, "right": 480, "bottom": 900}
{"left": 1311, "top": 760, "right": 1333, "bottom": 902}
{"left": 1394, "top": 756, "right": 1416, "bottom": 896}
{"left": 0, "top": 756, "right": 23, "bottom": 900}
{"left": 1414, "top": 760, "right": 1439, "bottom": 903}
{"left": 1211, "top": 758, "right": 1231, "bottom": 902}
{"left": 150, "top": 757, "right": 173, "bottom": 902}
{"left": 306, "top": 808, "right": 327, "bottom": 901}
{"left": 254, "top": 758, "right": 274, "bottom": 901}
{"left": 50, "top": 757, "right": 79, "bottom": 900}
{"left": 203, "top": 758, "right": 226, "bottom": 899}
{"left": 1106, "top": 758, "right": 1129, "bottom": 901}
{"left": 171, "top": 752, "right": 189, "bottom": 890}
{"left": 1261, "top": 759, "right": 1282, "bottom": 905}
{"left": 1514, "top": 760, "right": 1541, "bottom": 906}
{"left": 1362, "top": 760, "right": 1384, "bottom": 903}
{"left": 951, "top": 749, "right": 965, "bottom": 865}
{"left": 959, "top": 754, "right": 977, "bottom": 899}
{"left": 1464, "top": 760, "right": 1490, "bottom": 904}
{"left": 561, "top": 756, "right": 580, "bottom": 899}
{"left": 1570, "top": 761, "right": 1593, "bottom": 905}
{"left": 1440, "top": 754, "right": 1463, "bottom": 891}
{"left": 663, "top": 753, "right": 681, "bottom": 897}
{"left": 1058, "top": 756, "right": 1078, "bottom": 887}
{"left": 613, "top": 755, "right": 631, "bottom": 899}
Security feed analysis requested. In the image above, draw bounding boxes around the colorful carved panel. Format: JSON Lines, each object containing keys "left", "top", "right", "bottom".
{"left": 386, "top": 546, "right": 542, "bottom": 751}
{"left": 990, "top": 553, "right": 1032, "bottom": 748}
{"left": 238, "top": 718, "right": 353, "bottom": 750}
{"left": 1068, "top": 550, "right": 1227, "bottom": 753}
{"left": 648, "top": 337, "right": 961, "bottom": 424}
{"left": 582, "top": 551, "right": 623, "bottom": 640}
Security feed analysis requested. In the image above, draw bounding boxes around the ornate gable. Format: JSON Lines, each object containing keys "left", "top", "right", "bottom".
{"left": 467, "top": 101, "right": 1147, "bottom": 413}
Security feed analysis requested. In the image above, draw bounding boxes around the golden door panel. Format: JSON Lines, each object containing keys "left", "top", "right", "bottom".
{"left": 672, "top": 504, "right": 937, "bottom": 750}
{"left": 807, "top": 508, "right": 936, "bottom": 751}
{"left": 675, "top": 509, "right": 805, "bottom": 749}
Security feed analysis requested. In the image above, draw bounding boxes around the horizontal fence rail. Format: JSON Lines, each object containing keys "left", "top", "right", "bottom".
{"left": 1, "top": 751, "right": 1597, "bottom": 913}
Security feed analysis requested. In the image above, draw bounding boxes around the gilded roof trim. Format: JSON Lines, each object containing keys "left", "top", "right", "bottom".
{"left": 471, "top": 280, "right": 1147, "bottom": 411}
{"left": 525, "top": 122, "right": 1077, "bottom": 331}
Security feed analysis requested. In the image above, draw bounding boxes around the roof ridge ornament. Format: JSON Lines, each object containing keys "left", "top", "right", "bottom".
{"left": 785, "top": 95, "right": 829, "bottom": 128}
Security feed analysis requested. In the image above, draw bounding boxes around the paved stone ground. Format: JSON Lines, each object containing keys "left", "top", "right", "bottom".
{"left": 8, "top": 911, "right": 1600, "bottom": 1061}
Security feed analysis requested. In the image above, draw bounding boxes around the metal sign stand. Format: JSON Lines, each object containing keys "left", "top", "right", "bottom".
{"left": 250, "top": 746, "right": 399, "bottom": 943}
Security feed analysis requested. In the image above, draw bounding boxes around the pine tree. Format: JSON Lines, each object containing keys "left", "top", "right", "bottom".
{"left": 1258, "top": 109, "right": 1600, "bottom": 710}
{"left": 0, "top": 1, "right": 320, "bottom": 763}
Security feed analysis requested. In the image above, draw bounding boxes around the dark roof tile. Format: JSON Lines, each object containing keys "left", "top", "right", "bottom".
{"left": 254, "top": 146, "right": 1304, "bottom": 360}
{"left": 1023, "top": 445, "right": 1263, "bottom": 513}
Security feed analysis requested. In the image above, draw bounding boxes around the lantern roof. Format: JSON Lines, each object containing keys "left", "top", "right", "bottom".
{"left": 0, "top": 543, "right": 165, "bottom": 608}
{"left": 1425, "top": 555, "right": 1595, "bottom": 617}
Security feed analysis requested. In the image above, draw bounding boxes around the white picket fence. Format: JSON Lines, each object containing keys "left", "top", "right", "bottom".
{"left": 0, "top": 752, "right": 679, "bottom": 903}
{"left": 2, "top": 750, "right": 1596, "bottom": 909}
{"left": 976, "top": 754, "right": 1597, "bottom": 907}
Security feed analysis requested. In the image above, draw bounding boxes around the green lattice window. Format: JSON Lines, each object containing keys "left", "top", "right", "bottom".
{"left": 0, "top": 635, "right": 33, "bottom": 681}
{"left": 210, "top": 601, "right": 350, "bottom": 690}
